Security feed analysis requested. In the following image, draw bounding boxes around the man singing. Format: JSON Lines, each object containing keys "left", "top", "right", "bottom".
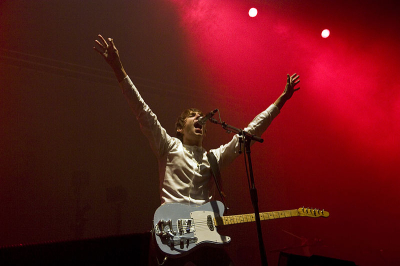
{"left": 94, "top": 34, "right": 300, "bottom": 266}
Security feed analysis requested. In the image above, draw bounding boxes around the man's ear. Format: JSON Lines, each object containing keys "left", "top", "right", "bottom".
{"left": 177, "top": 128, "right": 182, "bottom": 133}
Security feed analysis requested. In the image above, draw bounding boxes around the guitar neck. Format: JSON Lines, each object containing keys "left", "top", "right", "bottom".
{"left": 214, "top": 209, "right": 300, "bottom": 226}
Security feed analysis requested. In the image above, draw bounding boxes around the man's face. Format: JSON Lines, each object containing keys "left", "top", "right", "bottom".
{"left": 178, "top": 111, "right": 206, "bottom": 146}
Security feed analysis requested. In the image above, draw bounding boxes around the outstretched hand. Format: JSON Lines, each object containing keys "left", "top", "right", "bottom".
{"left": 94, "top": 34, "right": 126, "bottom": 82}
{"left": 273, "top": 73, "right": 300, "bottom": 110}
{"left": 283, "top": 73, "right": 300, "bottom": 100}
{"left": 94, "top": 34, "right": 123, "bottom": 71}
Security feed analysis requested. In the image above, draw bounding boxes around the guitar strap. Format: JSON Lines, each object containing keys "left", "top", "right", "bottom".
{"left": 207, "top": 151, "right": 228, "bottom": 211}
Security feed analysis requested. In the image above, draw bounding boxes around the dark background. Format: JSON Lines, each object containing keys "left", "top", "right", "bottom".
{"left": 1, "top": 1, "right": 399, "bottom": 265}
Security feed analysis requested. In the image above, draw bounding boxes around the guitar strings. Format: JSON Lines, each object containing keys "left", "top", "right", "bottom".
{"left": 156, "top": 209, "right": 323, "bottom": 234}
{"left": 157, "top": 211, "right": 302, "bottom": 231}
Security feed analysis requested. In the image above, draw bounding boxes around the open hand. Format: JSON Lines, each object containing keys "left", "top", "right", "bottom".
{"left": 93, "top": 34, "right": 123, "bottom": 71}
{"left": 283, "top": 73, "right": 300, "bottom": 100}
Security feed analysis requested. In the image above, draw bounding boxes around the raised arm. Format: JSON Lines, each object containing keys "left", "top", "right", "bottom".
{"left": 93, "top": 35, "right": 173, "bottom": 157}
{"left": 94, "top": 34, "right": 127, "bottom": 82}
{"left": 274, "top": 73, "right": 300, "bottom": 110}
{"left": 213, "top": 73, "right": 301, "bottom": 171}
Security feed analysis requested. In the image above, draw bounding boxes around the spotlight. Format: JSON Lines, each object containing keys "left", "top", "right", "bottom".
{"left": 321, "top": 29, "right": 330, "bottom": 38}
{"left": 249, "top": 8, "right": 258, "bottom": 18}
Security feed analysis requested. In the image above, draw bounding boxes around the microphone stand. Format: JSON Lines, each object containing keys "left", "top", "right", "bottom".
{"left": 210, "top": 118, "right": 268, "bottom": 266}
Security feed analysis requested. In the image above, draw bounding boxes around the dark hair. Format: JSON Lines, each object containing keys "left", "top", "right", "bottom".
{"left": 175, "top": 108, "right": 203, "bottom": 141}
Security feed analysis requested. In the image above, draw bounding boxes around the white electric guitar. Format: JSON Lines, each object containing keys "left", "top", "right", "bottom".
{"left": 153, "top": 201, "right": 329, "bottom": 257}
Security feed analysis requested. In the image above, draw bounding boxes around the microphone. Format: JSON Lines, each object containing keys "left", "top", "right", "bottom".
{"left": 197, "top": 109, "right": 218, "bottom": 125}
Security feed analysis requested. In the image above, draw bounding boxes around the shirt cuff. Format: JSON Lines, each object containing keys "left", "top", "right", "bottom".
{"left": 268, "top": 104, "right": 280, "bottom": 119}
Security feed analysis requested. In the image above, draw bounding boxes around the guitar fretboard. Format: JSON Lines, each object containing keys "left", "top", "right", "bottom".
{"left": 214, "top": 209, "right": 300, "bottom": 226}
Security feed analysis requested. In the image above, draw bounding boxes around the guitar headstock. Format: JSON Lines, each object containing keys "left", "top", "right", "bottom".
{"left": 297, "top": 207, "right": 329, "bottom": 218}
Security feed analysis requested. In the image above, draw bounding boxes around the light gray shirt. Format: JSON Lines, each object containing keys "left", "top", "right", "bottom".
{"left": 120, "top": 76, "right": 280, "bottom": 205}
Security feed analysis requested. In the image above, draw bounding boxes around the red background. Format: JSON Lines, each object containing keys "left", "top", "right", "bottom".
{"left": 1, "top": 1, "right": 399, "bottom": 265}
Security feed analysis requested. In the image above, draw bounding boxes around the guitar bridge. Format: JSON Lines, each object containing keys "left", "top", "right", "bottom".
{"left": 155, "top": 219, "right": 175, "bottom": 237}
{"left": 169, "top": 236, "right": 198, "bottom": 249}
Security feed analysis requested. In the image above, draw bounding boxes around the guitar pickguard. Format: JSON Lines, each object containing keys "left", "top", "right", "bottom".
{"left": 191, "top": 210, "right": 230, "bottom": 244}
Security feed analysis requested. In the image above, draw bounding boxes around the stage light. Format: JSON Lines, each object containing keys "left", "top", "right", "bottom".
{"left": 249, "top": 8, "right": 257, "bottom": 17}
{"left": 321, "top": 29, "right": 330, "bottom": 38}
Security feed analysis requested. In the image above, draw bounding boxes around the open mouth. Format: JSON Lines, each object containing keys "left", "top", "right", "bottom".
{"left": 194, "top": 121, "right": 203, "bottom": 131}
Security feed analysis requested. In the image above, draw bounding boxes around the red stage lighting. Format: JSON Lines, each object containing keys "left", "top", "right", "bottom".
{"left": 249, "top": 8, "right": 257, "bottom": 17}
{"left": 321, "top": 29, "right": 330, "bottom": 38}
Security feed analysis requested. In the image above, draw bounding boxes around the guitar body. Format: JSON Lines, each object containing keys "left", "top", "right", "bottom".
{"left": 153, "top": 200, "right": 230, "bottom": 257}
